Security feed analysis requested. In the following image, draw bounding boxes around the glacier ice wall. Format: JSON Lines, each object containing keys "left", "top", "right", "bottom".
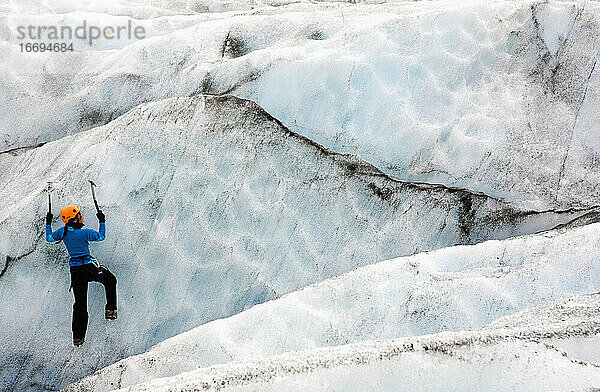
{"left": 1, "top": 1, "right": 599, "bottom": 391}
{"left": 0, "top": 94, "right": 588, "bottom": 392}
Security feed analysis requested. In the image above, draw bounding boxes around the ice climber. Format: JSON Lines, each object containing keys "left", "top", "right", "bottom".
{"left": 45, "top": 205, "right": 117, "bottom": 347}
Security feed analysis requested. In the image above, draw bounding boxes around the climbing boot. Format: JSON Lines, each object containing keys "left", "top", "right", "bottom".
{"left": 105, "top": 309, "right": 117, "bottom": 320}
{"left": 73, "top": 338, "right": 85, "bottom": 347}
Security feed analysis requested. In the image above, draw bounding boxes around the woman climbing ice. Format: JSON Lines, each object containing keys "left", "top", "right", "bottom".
{"left": 45, "top": 204, "right": 117, "bottom": 347}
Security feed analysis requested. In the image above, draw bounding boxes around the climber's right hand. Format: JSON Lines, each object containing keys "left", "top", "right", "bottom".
{"left": 96, "top": 211, "right": 105, "bottom": 223}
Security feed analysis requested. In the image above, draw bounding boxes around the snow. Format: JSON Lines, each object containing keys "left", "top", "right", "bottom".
{"left": 63, "top": 221, "right": 600, "bottom": 391}
{"left": 76, "top": 293, "right": 600, "bottom": 392}
{"left": 0, "top": 0, "right": 320, "bottom": 17}
{"left": 1, "top": 0, "right": 599, "bottom": 208}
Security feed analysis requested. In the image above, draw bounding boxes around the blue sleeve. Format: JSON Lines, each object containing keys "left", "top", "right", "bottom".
{"left": 46, "top": 225, "right": 64, "bottom": 242}
{"left": 87, "top": 222, "right": 106, "bottom": 242}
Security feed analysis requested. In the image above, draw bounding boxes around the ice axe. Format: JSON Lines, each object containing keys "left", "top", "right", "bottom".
{"left": 46, "top": 182, "right": 62, "bottom": 246}
{"left": 46, "top": 181, "right": 53, "bottom": 213}
{"left": 89, "top": 180, "right": 101, "bottom": 213}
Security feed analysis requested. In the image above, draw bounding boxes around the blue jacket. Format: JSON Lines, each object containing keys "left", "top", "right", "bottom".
{"left": 46, "top": 222, "right": 106, "bottom": 266}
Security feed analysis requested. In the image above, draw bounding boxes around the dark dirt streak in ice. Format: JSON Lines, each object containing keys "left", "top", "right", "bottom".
{"left": 501, "top": 2, "right": 600, "bottom": 208}
{"left": 216, "top": 94, "right": 500, "bottom": 201}
{"left": 556, "top": 56, "right": 598, "bottom": 200}
{"left": 0, "top": 142, "right": 47, "bottom": 156}
{"left": 198, "top": 95, "right": 600, "bottom": 237}
{"left": 0, "top": 247, "right": 36, "bottom": 279}
{"left": 231, "top": 94, "right": 600, "bottom": 240}
{"left": 554, "top": 210, "right": 600, "bottom": 230}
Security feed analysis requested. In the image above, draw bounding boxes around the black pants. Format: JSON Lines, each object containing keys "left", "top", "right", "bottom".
{"left": 70, "top": 263, "right": 117, "bottom": 339}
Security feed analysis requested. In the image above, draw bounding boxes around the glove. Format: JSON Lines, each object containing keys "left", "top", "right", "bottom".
{"left": 46, "top": 212, "right": 53, "bottom": 225}
{"left": 96, "top": 211, "right": 105, "bottom": 223}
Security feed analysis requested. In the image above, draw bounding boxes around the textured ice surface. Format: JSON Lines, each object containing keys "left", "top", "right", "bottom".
{"left": 1, "top": 1, "right": 599, "bottom": 207}
{"left": 114, "top": 337, "right": 600, "bottom": 392}
{"left": 71, "top": 293, "right": 600, "bottom": 392}
{"left": 1, "top": 1, "right": 599, "bottom": 391}
{"left": 0, "top": 0, "right": 330, "bottom": 17}
{"left": 1, "top": 94, "right": 586, "bottom": 392}
{"left": 63, "top": 222, "right": 600, "bottom": 391}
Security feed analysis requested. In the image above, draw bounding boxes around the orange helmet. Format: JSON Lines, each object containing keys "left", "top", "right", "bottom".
{"left": 60, "top": 205, "right": 81, "bottom": 224}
